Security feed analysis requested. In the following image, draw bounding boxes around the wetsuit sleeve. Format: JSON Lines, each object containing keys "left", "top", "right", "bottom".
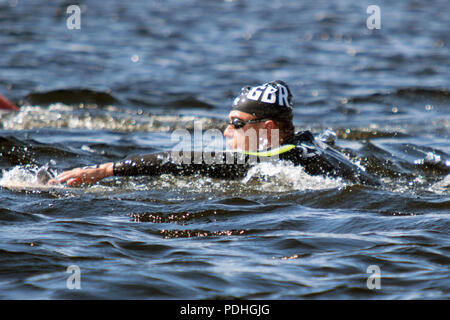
{"left": 112, "top": 151, "right": 252, "bottom": 179}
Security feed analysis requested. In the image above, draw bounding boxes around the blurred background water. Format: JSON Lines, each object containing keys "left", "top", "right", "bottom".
{"left": 0, "top": 0, "right": 449, "bottom": 299}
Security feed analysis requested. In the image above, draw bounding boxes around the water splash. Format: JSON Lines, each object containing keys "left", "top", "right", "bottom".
{"left": 429, "top": 174, "right": 450, "bottom": 194}
{"left": 0, "top": 165, "right": 61, "bottom": 190}
{"left": 108, "top": 161, "right": 347, "bottom": 195}
{"left": 242, "top": 161, "right": 346, "bottom": 192}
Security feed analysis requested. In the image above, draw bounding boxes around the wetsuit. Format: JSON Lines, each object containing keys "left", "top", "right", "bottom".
{"left": 113, "top": 130, "right": 382, "bottom": 186}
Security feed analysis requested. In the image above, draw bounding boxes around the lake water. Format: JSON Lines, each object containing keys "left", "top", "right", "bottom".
{"left": 0, "top": 0, "right": 449, "bottom": 299}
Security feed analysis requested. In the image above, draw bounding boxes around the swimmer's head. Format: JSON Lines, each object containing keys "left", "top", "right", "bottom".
{"left": 224, "top": 81, "right": 295, "bottom": 151}
{"left": 231, "top": 80, "right": 293, "bottom": 122}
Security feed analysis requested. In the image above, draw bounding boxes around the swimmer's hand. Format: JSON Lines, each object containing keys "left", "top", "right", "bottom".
{"left": 49, "top": 162, "right": 114, "bottom": 187}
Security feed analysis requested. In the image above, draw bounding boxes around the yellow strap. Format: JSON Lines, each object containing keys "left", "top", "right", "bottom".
{"left": 240, "top": 144, "right": 296, "bottom": 157}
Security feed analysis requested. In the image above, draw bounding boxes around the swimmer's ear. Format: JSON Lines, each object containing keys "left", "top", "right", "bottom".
{"left": 263, "top": 120, "right": 276, "bottom": 130}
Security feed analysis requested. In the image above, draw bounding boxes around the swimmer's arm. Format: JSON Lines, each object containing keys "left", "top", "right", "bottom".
{"left": 52, "top": 152, "right": 187, "bottom": 186}
{"left": 51, "top": 152, "right": 180, "bottom": 186}
{"left": 53, "top": 151, "right": 249, "bottom": 186}
{"left": 112, "top": 152, "right": 180, "bottom": 176}
{"left": 113, "top": 151, "right": 249, "bottom": 178}
{"left": 51, "top": 162, "right": 114, "bottom": 187}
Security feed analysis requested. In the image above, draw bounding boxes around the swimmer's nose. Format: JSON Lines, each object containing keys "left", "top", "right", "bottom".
{"left": 224, "top": 125, "right": 234, "bottom": 138}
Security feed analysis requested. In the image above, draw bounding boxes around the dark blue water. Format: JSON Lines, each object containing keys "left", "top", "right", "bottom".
{"left": 0, "top": 0, "right": 449, "bottom": 299}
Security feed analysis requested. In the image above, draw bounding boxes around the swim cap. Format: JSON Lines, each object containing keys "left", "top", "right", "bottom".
{"left": 232, "top": 80, "right": 293, "bottom": 121}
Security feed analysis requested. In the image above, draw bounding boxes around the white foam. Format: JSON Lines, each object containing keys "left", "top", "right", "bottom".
{"left": 116, "top": 161, "right": 346, "bottom": 194}
{"left": 242, "top": 161, "right": 346, "bottom": 192}
{"left": 0, "top": 103, "right": 220, "bottom": 132}
{"left": 429, "top": 174, "right": 450, "bottom": 195}
{"left": 0, "top": 166, "right": 61, "bottom": 190}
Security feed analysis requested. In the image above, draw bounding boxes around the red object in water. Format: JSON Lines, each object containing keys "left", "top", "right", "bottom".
{"left": 0, "top": 93, "right": 19, "bottom": 111}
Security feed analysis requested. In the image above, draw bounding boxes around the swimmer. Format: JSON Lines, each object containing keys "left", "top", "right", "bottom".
{"left": 51, "top": 81, "right": 381, "bottom": 187}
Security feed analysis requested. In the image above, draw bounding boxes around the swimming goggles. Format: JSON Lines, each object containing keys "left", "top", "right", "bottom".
{"left": 228, "top": 118, "right": 269, "bottom": 129}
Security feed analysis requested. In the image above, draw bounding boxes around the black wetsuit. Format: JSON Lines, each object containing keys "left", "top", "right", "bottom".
{"left": 113, "top": 131, "right": 381, "bottom": 186}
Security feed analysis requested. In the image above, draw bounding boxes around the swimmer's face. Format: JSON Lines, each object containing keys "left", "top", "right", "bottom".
{"left": 224, "top": 111, "right": 278, "bottom": 151}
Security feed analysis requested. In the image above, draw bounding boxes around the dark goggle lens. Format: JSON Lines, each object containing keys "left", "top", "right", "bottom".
{"left": 229, "top": 118, "right": 246, "bottom": 129}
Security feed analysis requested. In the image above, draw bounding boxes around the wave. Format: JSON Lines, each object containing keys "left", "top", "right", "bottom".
{"left": 0, "top": 103, "right": 222, "bottom": 132}
{"left": 22, "top": 88, "right": 119, "bottom": 107}
{"left": 344, "top": 87, "right": 450, "bottom": 104}
{"left": 430, "top": 174, "right": 450, "bottom": 194}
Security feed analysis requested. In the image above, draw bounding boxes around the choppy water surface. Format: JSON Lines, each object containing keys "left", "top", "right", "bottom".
{"left": 0, "top": 0, "right": 449, "bottom": 299}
